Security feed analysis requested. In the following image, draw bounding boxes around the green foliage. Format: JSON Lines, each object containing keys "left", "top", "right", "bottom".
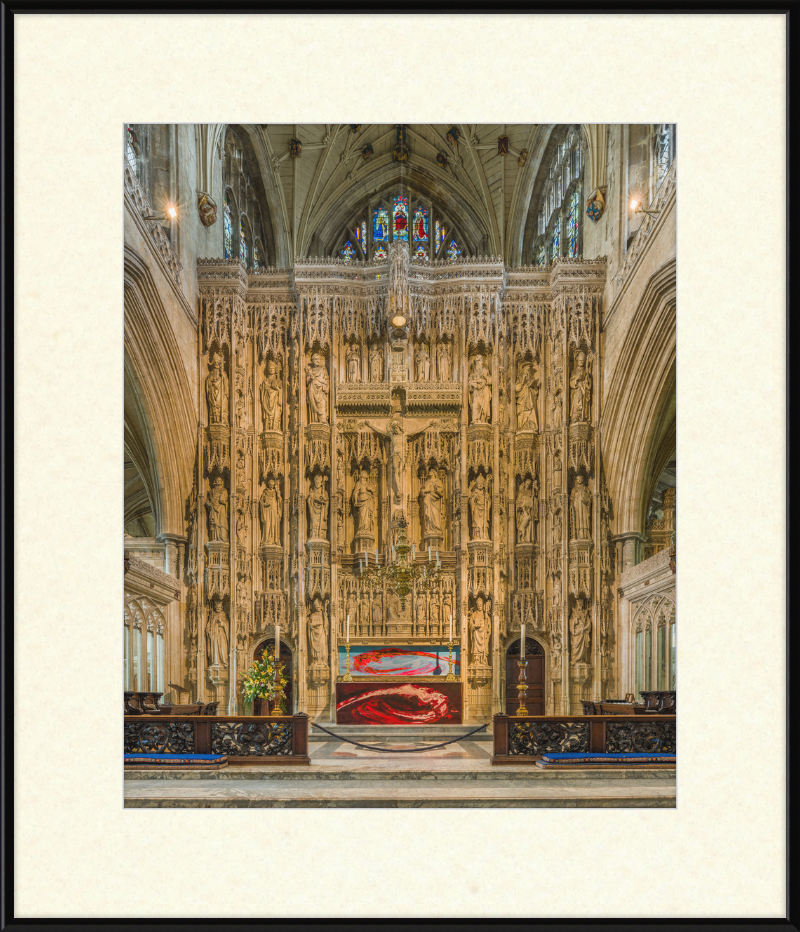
{"left": 240, "top": 650, "right": 288, "bottom": 705}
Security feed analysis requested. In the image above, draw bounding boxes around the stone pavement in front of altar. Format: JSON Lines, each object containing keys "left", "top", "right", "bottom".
{"left": 124, "top": 739, "right": 676, "bottom": 808}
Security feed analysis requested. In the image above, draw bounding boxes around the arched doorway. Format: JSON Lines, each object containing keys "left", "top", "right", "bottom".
{"left": 253, "top": 640, "right": 294, "bottom": 713}
{"left": 505, "top": 637, "right": 544, "bottom": 715}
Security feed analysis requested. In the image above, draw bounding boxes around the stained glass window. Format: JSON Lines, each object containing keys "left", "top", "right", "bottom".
{"left": 535, "top": 243, "right": 546, "bottom": 267}
{"left": 253, "top": 239, "right": 261, "bottom": 272}
{"left": 566, "top": 188, "right": 580, "bottom": 258}
{"left": 373, "top": 242, "right": 388, "bottom": 260}
{"left": 412, "top": 205, "right": 429, "bottom": 242}
{"left": 435, "top": 220, "right": 447, "bottom": 254}
{"left": 549, "top": 224, "right": 560, "bottom": 262}
{"left": 126, "top": 127, "right": 138, "bottom": 176}
{"left": 655, "top": 124, "right": 675, "bottom": 188}
{"left": 446, "top": 239, "right": 461, "bottom": 261}
{"left": 224, "top": 194, "right": 233, "bottom": 260}
{"left": 413, "top": 244, "right": 428, "bottom": 261}
{"left": 239, "top": 216, "right": 248, "bottom": 266}
{"left": 341, "top": 240, "right": 356, "bottom": 261}
{"left": 356, "top": 220, "right": 367, "bottom": 255}
{"left": 392, "top": 196, "right": 409, "bottom": 241}
{"left": 373, "top": 206, "right": 389, "bottom": 244}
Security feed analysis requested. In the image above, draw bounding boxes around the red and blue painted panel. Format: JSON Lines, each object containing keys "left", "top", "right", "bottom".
{"left": 336, "top": 682, "right": 463, "bottom": 724}
{"left": 338, "top": 645, "right": 460, "bottom": 677}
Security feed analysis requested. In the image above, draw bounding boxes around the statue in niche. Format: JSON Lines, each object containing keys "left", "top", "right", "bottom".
{"left": 415, "top": 594, "right": 427, "bottom": 633}
{"left": 552, "top": 508, "right": 563, "bottom": 545}
{"left": 371, "top": 597, "right": 383, "bottom": 633}
{"left": 387, "top": 592, "right": 406, "bottom": 627}
{"left": 360, "top": 594, "right": 370, "bottom": 632}
{"left": 516, "top": 478, "right": 533, "bottom": 544}
{"left": 469, "top": 597, "right": 490, "bottom": 665}
{"left": 468, "top": 355, "right": 492, "bottom": 424}
{"left": 369, "top": 344, "right": 384, "bottom": 382}
{"left": 346, "top": 590, "right": 358, "bottom": 632}
{"left": 515, "top": 361, "right": 539, "bottom": 432}
{"left": 415, "top": 343, "right": 431, "bottom": 382}
{"left": 419, "top": 469, "right": 445, "bottom": 539}
{"left": 438, "top": 342, "right": 451, "bottom": 382}
{"left": 205, "top": 597, "right": 229, "bottom": 666}
{"left": 306, "top": 353, "right": 329, "bottom": 424}
{"left": 569, "top": 352, "right": 592, "bottom": 423}
{"left": 430, "top": 599, "right": 441, "bottom": 637}
{"left": 442, "top": 593, "right": 453, "bottom": 634}
{"left": 570, "top": 475, "right": 592, "bottom": 540}
{"left": 531, "top": 475, "right": 540, "bottom": 542}
{"left": 206, "top": 353, "right": 229, "bottom": 425}
{"left": 350, "top": 468, "right": 375, "bottom": 538}
{"left": 236, "top": 500, "right": 248, "bottom": 548}
{"left": 388, "top": 420, "right": 404, "bottom": 505}
{"left": 553, "top": 447, "right": 563, "bottom": 487}
{"left": 468, "top": 474, "right": 492, "bottom": 541}
{"left": 205, "top": 476, "right": 229, "bottom": 542}
{"left": 308, "top": 596, "right": 328, "bottom": 665}
{"left": 235, "top": 447, "right": 246, "bottom": 491}
{"left": 306, "top": 474, "right": 329, "bottom": 540}
{"left": 336, "top": 490, "right": 345, "bottom": 545}
{"left": 260, "top": 359, "right": 283, "bottom": 432}
{"left": 570, "top": 601, "right": 591, "bottom": 663}
{"left": 259, "top": 478, "right": 282, "bottom": 546}
{"left": 346, "top": 343, "right": 361, "bottom": 383}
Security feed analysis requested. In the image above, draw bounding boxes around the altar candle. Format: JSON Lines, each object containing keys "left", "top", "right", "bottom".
{"left": 520, "top": 624, "right": 525, "bottom": 656}
{"left": 449, "top": 614, "right": 453, "bottom": 642}
{"left": 375, "top": 547, "right": 378, "bottom": 563}
{"left": 412, "top": 543, "right": 415, "bottom": 560}
{"left": 428, "top": 544, "right": 432, "bottom": 562}
{"left": 275, "top": 623, "right": 280, "bottom": 659}
{"left": 346, "top": 614, "right": 350, "bottom": 642}
{"left": 359, "top": 558, "right": 363, "bottom": 572}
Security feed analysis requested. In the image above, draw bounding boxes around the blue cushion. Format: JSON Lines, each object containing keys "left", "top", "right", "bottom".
{"left": 124, "top": 753, "right": 226, "bottom": 764}
{"left": 541, "top": 752, "right": 674, "bottom": 764}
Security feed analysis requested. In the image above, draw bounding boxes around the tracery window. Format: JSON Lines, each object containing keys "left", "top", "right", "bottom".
{"left": 653, "top": 123, "right": 676, "bottom": 190}
{"left": 239, "top": 216, "right": 249, "bottom": 266}
{"left": 336, "top": 193, "right": 465, "bottom": 262}
{"left": 253, "top": 238, "right": 262, "bottom": 272}
{"left": 126, "top": 126, "right": 138, "bottom": 177}
{"left": 224, "top": 193, "right": 233, "bottom": 260}
{"left": 533, "top": 126, "right": 584, "bottom": 266}
{"left": 633, "top": 597, "right": 676, "bottom": 696}
{"left": 124, "top": 595, "right": 166, "bottom": 694}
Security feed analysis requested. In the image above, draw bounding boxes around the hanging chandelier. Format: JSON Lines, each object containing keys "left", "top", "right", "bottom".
{"left": 358, "top": 514, "right": 442, "bottom": 609}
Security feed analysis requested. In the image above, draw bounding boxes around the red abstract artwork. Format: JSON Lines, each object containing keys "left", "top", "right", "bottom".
{"left": 335, "top": 682, "right": 463, "bottom": 725}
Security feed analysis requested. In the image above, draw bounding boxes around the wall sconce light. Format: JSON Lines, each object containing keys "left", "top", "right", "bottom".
{"left": 629, "top": 197, "right": 660, "bottom": 218}
{"left": 143, "top": 206, "right": 178, "bottom": 222}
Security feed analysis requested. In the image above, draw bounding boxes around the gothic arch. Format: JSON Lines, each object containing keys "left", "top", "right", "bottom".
{"left": 602, "top": 258, "right": 676, "bottom": 539}
{"left": 124, "top": 245, "right": 196, "bottom": 537}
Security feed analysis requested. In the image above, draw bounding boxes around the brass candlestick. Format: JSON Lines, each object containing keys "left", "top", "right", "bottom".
{"left": 516, "top": 655, "right": 529, "bottom": 716}
{"left": 342, "top": 642, "right": 353, "bottom": 682}
{"left": 444, "top": 640, "right": 456, "bottom": 681}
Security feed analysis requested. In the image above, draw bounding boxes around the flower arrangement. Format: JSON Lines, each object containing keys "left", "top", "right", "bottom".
{"left": 241, "top": 650, "right": 288, "bottom": 711}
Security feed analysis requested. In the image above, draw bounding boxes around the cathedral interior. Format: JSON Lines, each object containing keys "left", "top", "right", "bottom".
{"left": 123, "top": 122, "right": 677, "bottom": 723}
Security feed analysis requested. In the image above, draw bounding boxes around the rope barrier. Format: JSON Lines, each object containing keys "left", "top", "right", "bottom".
{"left": 310, "top": 721, "right": 490, "bottom": 753}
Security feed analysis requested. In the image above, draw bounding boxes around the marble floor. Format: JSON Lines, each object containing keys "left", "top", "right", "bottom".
{"left": 124, "top": 740, "right": 676, "bottom": 807}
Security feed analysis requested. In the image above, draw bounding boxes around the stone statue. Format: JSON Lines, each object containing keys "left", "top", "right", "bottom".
{"left": 569, "top": 351, "right": 592, "bottom": 423}
{"left": 468, "top": 474, "right": 491, "bottom": 541}
{"left": 531, "top": 475, "right": 540, "bottom": 542}
{"left": 515, "top": 361, "right": 539, "bottom": 431}
{"left": 570, "top": 475, "right": 592, "bottom": 540}
{"left": 360, "top": 594, "right": 370, "bottom": 632}
{"left": 516, "top": 477, "right": 533, "bottom": 544}
{"left": 430, "top": 599, "right": 441, "bottom": 636}
{"left": 346, "top": 591, "right": 358, "bottom": 632}
{"left": 415, "top": 343, "right": 431, "bottom": 382}
{"left": 369, "top": 344, "right": 383, "bottom": 382}
{"left": 350, "top": 468, "right": 375, "bottom": 538}
{"left": 468, "top": 355, "right": 492, "bottom": 424}
{"left": 205, "top": 597, "right": 229, "bottom": 666}
{"left": 306, "top": 353, "right": 329, "bottom": 424}
{"left": 346, "top": 343, "right": 361, "bottom": 383}
{"left": 205, "top": 353, "right": 229, "bottom": 424}
{"left": 469, "top": 597, "right": 489, "bottom": 665}
{"left": 205, "top": 476, "right": 229, "bottom": 542}
{"left": 419, "top": 470, "right": 445, "bottom": 539}
{"left": 260, "top": 359, "right": 282, "bottom": 431}
{"left": 236, "top": 500, "right": 248, "bottom": 548}
{"left": 570, "top": 602, "right": 591, "bottom": 663}
{"left": 259, "top": 478, "right": 282, "bottom": 546}
{"left": 415, "top": 595, "right": 427, "bottom": 633}
{"left": 306, "top": 474, "right": 329, "bottom": 540}
{"left": 308, "top": 597, "right": 327, "bottom": 665}
{"left": 371, "top": 597, "right": 382, "bottom": 633}
{"left": 437, "top": 342, "right": 451, "bottom": 382}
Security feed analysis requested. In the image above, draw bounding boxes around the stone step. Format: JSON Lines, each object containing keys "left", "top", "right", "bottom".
{"left": 124, "top": 764, "right": 676, "bottom": 782}
{"left": 124, "top": 777, "right": 676, "bottom": 808}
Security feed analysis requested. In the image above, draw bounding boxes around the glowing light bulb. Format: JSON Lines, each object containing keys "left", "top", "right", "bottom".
{"left": 167, "top": 206, "right": 177, "bottom": 219}
{"left": 630, "top": 198, "right": 640, "bottom": 212}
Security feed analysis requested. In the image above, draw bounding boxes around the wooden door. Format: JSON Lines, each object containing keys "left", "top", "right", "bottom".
{"left": 254, "top": 640, "right": 294, "bottom": 713}
{"left": 505, "top": 637, "right": 544, "bottom": 715}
